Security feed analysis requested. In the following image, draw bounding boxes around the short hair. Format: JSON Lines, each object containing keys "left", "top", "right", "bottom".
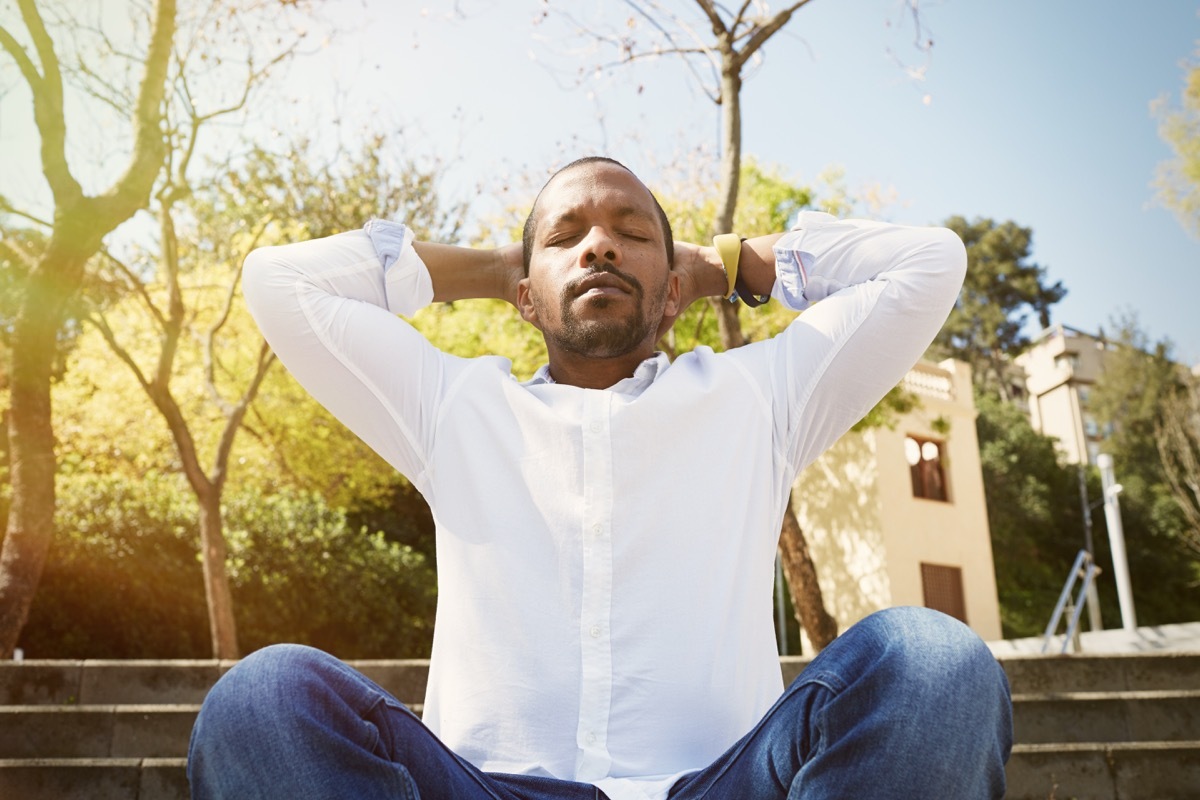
{"left": 521, "top": 156, "right": 674, "bottom": 275}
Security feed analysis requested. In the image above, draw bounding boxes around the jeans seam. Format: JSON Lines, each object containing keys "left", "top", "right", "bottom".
{"left": 683, "top": 676, "right": 841, "bottom": 799}
{"left": 373, "top": 696, "right": 506, "bottom": 800}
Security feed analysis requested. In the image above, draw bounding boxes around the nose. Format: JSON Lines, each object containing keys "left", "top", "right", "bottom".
{"left": 579, "top": 226, "right": 620, "bottom": 268}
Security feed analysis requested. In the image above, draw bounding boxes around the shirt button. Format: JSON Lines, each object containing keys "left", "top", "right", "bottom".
{"left": 592, "top": 523, "right": 602, "bottom": 535}
{"left": 586, "top": 732, "right": 597, "bottom": 745}
{"left": 589, "top": 420, "right": 602, "bottom": 433}
{"left": 590, "top": 625, "right": 601, "bottom": 638}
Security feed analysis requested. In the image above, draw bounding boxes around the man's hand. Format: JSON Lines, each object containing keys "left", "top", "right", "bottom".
{"left": 658, "top": 241, "right": 726, "bottom": 340}
{"left": 493, "top": 241, "right": 524, "bottom": 308}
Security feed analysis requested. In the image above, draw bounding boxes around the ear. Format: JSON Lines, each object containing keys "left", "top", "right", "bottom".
{"left": 516, "top": 277, "right": 542, "bottom": 331}
{"left": 663, "top": 271, "right": 681, "bottom": 318}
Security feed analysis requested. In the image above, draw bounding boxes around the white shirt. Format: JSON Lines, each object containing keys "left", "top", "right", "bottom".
{"left": 241, "top": 212, "right": 966, "bottom": 800}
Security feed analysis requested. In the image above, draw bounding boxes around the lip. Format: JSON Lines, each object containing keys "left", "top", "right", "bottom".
{"left": 575, "top": 272, "right": 632, "bottom": 297}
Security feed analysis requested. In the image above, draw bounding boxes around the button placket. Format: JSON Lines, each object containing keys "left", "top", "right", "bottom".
{"left": 575, "top": 390, "right": 614, "bottom": 781}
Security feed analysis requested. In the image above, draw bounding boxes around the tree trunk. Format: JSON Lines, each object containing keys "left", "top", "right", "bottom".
{"left": 714, "top": 54, "right": 837, "bottom": 653}
{"left": 197, "top": 491, "right": 238, "bottom": 659}
{"left": 0, "top": 232, "right": 92, "bottom": 656}
{"left": 778, "top": 504, "right": 838, "bottom": 650}
{"left": 0, "top": 0, "right": 177, "bottom": 658}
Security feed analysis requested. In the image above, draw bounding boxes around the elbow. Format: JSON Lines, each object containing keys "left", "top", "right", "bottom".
{"left": 933, "top": 226, "right": 969, "bottom": 286}
{"left": 240, "top": 245, "right": 286, "bottom": 322}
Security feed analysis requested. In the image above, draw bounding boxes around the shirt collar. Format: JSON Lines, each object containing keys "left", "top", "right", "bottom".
{"left": 524, "top": 352, "right": 671, "bottom": 396}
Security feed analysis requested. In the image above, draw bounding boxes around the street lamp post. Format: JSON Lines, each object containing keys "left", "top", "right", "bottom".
{"left": 1097, "top": 453, "right": 1137, "bottom": 631}
{"left": 1077, "top": 466, "right": 1104, "bottom": 633}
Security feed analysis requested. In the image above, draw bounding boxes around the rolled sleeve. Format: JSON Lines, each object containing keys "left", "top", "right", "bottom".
{"left": 364, "top": 219, "right": 435, "bottom": 317}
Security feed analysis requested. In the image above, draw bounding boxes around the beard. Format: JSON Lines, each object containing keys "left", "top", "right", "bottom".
{"left": 537, "top": 263, "right": 667, "bottom": 359}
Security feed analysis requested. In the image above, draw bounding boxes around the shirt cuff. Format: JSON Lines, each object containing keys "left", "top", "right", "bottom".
{"left": 771, "top": 210, "right": 834, "bottom": 310}
{"left": 364, "top": 219, "right": 435, "bottom": 317}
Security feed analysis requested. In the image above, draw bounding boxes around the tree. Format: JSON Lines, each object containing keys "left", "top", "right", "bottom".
{"left": 931, "top": 216, "right": 1066, "bottom": 399}
{"left": 0, "top": 0, "right": 176, "bottom": 657}
{"left": 1156, "top": 376, "right": 1200, "bottom": 559}
{"left": 974, "top": 392, "right": 1097, "bottom": 637}
{"left": 1155, "top": 46, "right": 1200, "bottom": 236}
{"left": 537, "top": 2, "right": 936, "bottom": 650}
{"left": 1088, "top": 317, "right": 1200, "bottom": 626}
{"left": 83, "top": 131, "right": 461, "bottom": 658}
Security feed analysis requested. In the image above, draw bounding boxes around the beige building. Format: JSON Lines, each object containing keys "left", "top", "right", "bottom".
{"left": 1013, "top": 324, "right": 1115, "bottom": 465}
{"left": 792, "top": 358, "right": 1003, "bottom": 646}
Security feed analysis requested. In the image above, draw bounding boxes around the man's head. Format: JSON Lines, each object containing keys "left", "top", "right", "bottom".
{"left": 516, "top": 157, "right": 680, "bottom": 364}
{"left": 522, "top": 157, "right": 674, "bottom": 275}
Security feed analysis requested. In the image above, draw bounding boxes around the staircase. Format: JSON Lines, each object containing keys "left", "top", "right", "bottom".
{"left": 1, "top": 653, "right": 1196, "bottom": 799}
{"left": 999, "top": 652, "right": 1200, "bottom": 800}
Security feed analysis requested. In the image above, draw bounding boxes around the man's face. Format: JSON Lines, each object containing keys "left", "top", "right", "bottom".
{"left": 518, "top": 162, "right": 679, "bottom": 360}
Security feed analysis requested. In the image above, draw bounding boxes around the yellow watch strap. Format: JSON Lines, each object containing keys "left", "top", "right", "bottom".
{"left": 713, "top": 233, "right": 742, "bottom": 300}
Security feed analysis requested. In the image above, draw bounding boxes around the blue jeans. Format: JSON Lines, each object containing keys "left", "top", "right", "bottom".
{"left": 188, "top": 607, "right": 1012, "bottom": 799}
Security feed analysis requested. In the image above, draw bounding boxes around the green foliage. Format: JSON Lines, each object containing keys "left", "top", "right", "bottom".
{"left": 223, "top": 487, "right": 436, "bottom": 658}
{"left": 411, "top": 299, "right": 548, "bottom": 380}
{"left": 1155, "top": 48, "right": 1200, "bottom": 236}
{"left": 932, "top": 217, "right": 1066, "bottom": 395}
{"left": 1087, "top": 317, "right": 1200, "bottom": 625}
{"left": 975, "top": 392, "right": 1097, "bottom": 637}
{"left": 205, "top": 135, "right": 464, "bottom": 245}
{"left": 19, "top": 471, "right": 435, "bottom": 658}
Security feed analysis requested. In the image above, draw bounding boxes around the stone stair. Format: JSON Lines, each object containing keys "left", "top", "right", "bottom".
{"left": 998, "top": 651, "right": 1200, "bottom": 800}
{"left": 1, "top": 653, "right": 1196, "bottom": 799}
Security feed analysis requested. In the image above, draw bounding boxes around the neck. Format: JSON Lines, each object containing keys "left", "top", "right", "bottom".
{"left": 544, "top": 344, "right": 657, "bottom": 389}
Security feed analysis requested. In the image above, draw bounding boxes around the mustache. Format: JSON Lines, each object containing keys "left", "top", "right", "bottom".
{"left": 565, "top": 262, "right": 644, "bottom": 297}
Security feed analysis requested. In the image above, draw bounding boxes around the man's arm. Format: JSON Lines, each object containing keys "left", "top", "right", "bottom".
{"left": 413, "top": 240, "right": 524, "bottom": 305}
{"left": 243, "top": 223, "right": 522, "bottom": 489}
{"left": 669, "top": 214, "right": 966, "bottom": 478}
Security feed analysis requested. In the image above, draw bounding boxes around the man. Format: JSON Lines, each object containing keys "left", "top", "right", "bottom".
{"left": 189, "top": 157, "right": 1012, "bottom": 800}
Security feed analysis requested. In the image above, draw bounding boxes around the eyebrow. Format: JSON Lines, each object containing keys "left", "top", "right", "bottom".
{"left": 542, "top": 205, "right": 657, "bottom": 231}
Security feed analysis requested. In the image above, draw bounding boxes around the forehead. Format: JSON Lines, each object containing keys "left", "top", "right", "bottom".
{"left": 536, "top": 163, "right": 659, "bottom": 227}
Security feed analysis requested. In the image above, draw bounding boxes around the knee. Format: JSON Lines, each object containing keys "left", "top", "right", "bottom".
{"left": 848, "top": 606, "right": 1011, "bottom": 712}
{"left": 192, "top": 644, "right": 338, "bottom": 747}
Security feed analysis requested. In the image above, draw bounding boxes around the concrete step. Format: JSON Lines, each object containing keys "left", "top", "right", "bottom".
{"left": 1012, "top": 689, "right": 1200, "bottom": 744}
{"left": 0, "top": 659, "right": 430, "bottom": 706}
{"left": 1005, "top": 741, "right": 1200, "bottom": 800}
{"left": 9, "top": 689, "right": 1190, "bottom": 761}
{"left": 6, "top": 652, "right": 1192, "bottom": 705}
{"left": 0, "top": 702, "right": 425, "bottom": 759}
{"left": 0, "top": 705, "right": 201, "bottom": 759}
{"left": 999, "top": 651, "right": 1200, "bottom": 693}
{"left": 3, "top": 652, "right": 1197, "bottom": 799}
{"left": 0, "top": 758, "right": 188, "bottom": 800}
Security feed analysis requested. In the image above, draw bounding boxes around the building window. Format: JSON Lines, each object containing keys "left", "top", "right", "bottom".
{"left": 1055, "top": 353, "right": 1080, "bottom": 372}
{"left": 904, "top": 436, "right": 948, "bottom": 502}
{"left": 921, "top": 562, "right": 967, "bottom": 623}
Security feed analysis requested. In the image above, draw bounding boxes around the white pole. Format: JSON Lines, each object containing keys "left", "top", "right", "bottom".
{"left": 1097, "top": 454, "right": 1137, "bottom": 631}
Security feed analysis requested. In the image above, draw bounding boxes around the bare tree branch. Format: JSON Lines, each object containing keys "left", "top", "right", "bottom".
{"left": 738, "top": 1, "right": 814, "bottom": 66}
{"left": 211, "top": 341, "right": 276, "bottom": 492}
{"left": 732, "top": 0, "right": 755, "bottom": 34}
{"left": 97, "top": 248, "right": 167, "bottom": 331}
{"left": 100, "top": 0, "right": 176, "bottom": 227}
{"left": 86, "top": 309, "right": 153, "bottom": 393}
{"left": 9, "top": 0, "right": 81, "bottom": 205}
{"left": 204, "top": 221, "right": 270, "bottom": 413}
{"left": 693, "top": 0, "right": 728, "bottom": 38}
{"left": 0, "top": 200, "right": 53, "bottom": 229}
{"left": 0, "top": 23, "right": 43, "bottom": 90}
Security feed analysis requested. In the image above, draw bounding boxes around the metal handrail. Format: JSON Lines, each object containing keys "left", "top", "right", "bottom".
{"left": 1041, "top": 549, "right": 1098, "bottom": 654}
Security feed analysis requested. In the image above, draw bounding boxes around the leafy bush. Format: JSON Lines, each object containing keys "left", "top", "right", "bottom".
{"left": 20, "top": 472, "right": 436, "bottom": 659}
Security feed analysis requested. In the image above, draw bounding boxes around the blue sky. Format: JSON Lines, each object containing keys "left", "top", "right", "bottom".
{"left": 3, "top": 1, "right": 1199, "bottom": 361}
{"left": 289, "top": 0, "right": 1200, "bottom": 360}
